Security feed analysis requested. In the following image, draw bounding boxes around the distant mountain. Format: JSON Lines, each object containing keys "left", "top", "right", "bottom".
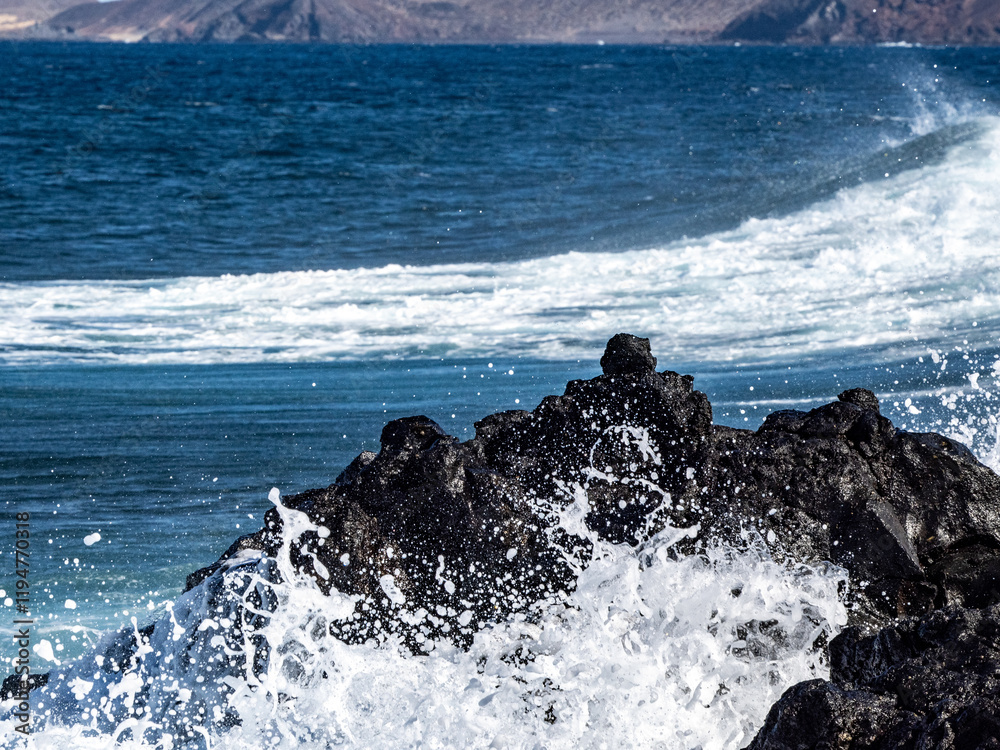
{"left": 0, "top": 0, "right": 87, "bottom": 34}
{"left": 720, "top": 0, "right": 1000, "bottom": 45}
{"left": 9, "top": 0, "right": 1000, "bottom": 44}
{"left": 23, "top": 0, "right": 762, "bottom": 43}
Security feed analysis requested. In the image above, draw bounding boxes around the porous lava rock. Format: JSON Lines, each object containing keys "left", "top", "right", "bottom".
{"left": 745, "top": 604, "right": 1000, "bottom": 749}
{"left": 704, "top": 391, "right": 1000, "bottom": 628}
{"left": 186, "top": 332, "right": 1000, "bottom": 647}
{"left": 187, "top": 332, "right": 716, "bottom": 648}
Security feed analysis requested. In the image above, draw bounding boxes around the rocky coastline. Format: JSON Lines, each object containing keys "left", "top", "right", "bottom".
{"left": 188, "top": 333, "right": 1000, "bottom": 627}
{"left": 8, "top": 333, "right": 1000, "bottom": 747}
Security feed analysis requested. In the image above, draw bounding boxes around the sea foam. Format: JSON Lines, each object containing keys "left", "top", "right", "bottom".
{"left": 5, "top": 475, "right": 847, "bottom": 749}
{"left": 2, "top": 116, "right": 1000, "bottom": 368}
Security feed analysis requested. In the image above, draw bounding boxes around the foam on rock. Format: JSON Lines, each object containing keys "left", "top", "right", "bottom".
{"left": 183, "top": 333, "right": 1000, "bottom": 637}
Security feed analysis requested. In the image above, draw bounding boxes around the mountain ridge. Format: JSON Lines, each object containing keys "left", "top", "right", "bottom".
{"left": 6, "top": 0, "right": 999, "bottom": 44}
{"left": 0, "top": 0, "right": 83, "bottom": 33}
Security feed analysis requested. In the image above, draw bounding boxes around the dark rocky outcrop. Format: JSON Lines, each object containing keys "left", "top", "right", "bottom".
{"left": 186, "top": 333, "right": 1000, "bottom": 647}
{"left": 746, "top": 604, "right": 1000, "bottom": 749}
{"left": 704, "top": 392, "right": 1000, "bottom": 629}
{"left": 186, "top": 332, "right": 717, "bottom": 648}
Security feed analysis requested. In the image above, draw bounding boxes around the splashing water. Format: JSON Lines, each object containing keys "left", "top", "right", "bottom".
{"left": 873, "top": 343, "right": 1000, "bottom": 474}
{"left": 7, "top": 466, "right": 848, "bottom": 750}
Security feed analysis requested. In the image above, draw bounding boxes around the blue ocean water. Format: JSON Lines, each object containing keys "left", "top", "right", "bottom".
{"left": 2, "top": 41, "right": 1000, "bottom": 747}
{"left": 0, "top": 43, "right": 995, "bottom": 282}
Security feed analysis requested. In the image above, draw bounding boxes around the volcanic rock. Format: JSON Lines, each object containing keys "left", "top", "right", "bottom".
{"left": 187, "top": 333, "right": 716, "bottom": 648}
{"left": 14, "top": 330, "right": 1000, "bottom": 747}
{"left": 745, "top": 604, "right": 1000, "bottom": 749}
{"left": 600, "top": 332, "right": 657, "bottom": 376}
{"left": 184, "top": 333, "right": 1000, "bottom": 647}
{"left": 702, "top": 393, "right": 1000, "bottom": 628}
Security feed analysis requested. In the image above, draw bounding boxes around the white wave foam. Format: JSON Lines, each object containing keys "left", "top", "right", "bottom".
{"left": 4, "top": 484, "right": 847, "bottom": 750}
{"left": 4, "top": 117, "right": 1000, "bottom": 367}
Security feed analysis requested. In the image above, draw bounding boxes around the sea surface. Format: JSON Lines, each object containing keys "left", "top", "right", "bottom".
{"left": 2, "top": 41, "right": 1000, "bottom": 748}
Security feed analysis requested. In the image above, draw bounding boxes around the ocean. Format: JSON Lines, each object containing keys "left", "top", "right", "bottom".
{"left": 1, "top": 40, "right": 999, "bottom": 748}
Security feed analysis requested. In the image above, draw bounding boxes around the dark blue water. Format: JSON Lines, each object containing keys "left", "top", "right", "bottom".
{"left": 2, "top": 42, "right": 997, "bottom": 281}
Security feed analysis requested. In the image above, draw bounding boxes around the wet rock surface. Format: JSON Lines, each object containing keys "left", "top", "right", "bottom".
{"left": 704, "top": 392, "right": 1000, "bottom": 628}
{"left": 189, "top": 333, "right": 1000, "bottom": 643}
{"left": 187, "top": 332, "right": 717, "bottom": 648}
{"left": 746, "top": 604, "right": 1000, "bottom": 749}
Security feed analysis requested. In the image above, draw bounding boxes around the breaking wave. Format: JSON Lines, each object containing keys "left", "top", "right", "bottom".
{"left": 3, "top": 116, "right": 1000, "bottom": 368}
{"left": 4, "top": 480, "right": 847, "bottom": 749}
